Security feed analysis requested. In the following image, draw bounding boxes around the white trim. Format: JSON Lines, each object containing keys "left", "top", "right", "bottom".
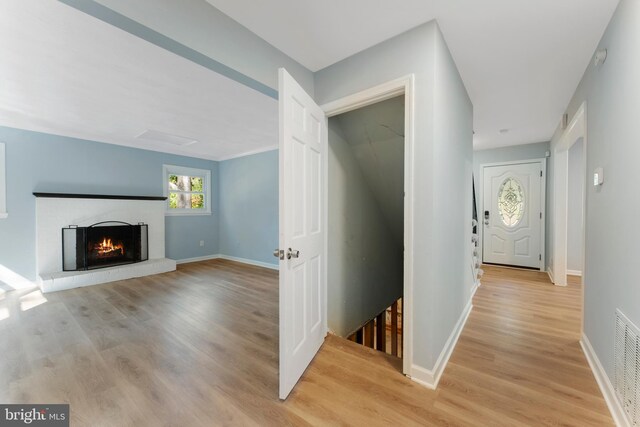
{"left": 409, "top": 298, "right": 473, "bottom": 389}
{"left": 552, "top": 102, "right": 587, "bottom": 287}
{"left": 175, "top": 254, "right": 221, "bottom": 265}
{"left": 320, "top": 74, "right": 416, "bottom": 377}
{"left": 321, "top": 76, "right": 409, "bottom": 117}
{"left": 216, "top": 145, "right": 278, "bottom": 161}
{"left": 479, "top": 158, "right": 547, "bottom": 272}
{"left": 175, "top": 253, "right": 279, "bottom": 270}
{"left": 0, "top": 142, "right": 6, "bottom": 219}
{"left": 217, "top": 254, "right": 279, "bottom": 270}
{"left": 547, "top": 267, "right": 555, "bottom": 284}
{"left": 163, "top": 164, "right": 212, "bottom": 215}
{"left": 567, "top": 269, "right": 583, "bottom": 277}
{"left": 580, "top": 334, "right": 630, "bottom": 427}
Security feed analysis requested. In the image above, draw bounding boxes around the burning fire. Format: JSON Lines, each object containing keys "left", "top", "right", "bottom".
{"left": 96, "top": 238, "right": 124, "bottom": 257}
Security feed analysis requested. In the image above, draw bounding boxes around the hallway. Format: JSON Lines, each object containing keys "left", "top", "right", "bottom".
{"left": 433, "top": 266, "right": 612, "bottom": 425}
{"left": 288, "top": 265, "right": 614, "bottom": 425}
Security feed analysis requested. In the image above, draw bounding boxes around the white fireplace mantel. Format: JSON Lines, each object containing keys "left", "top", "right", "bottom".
{"left": 35, "top": 193, "right": 176, "bottom": 293}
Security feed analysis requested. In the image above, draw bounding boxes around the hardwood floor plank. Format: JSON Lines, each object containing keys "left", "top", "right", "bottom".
{"left": 0, "top": 260, "right": 613, "bottom": 426}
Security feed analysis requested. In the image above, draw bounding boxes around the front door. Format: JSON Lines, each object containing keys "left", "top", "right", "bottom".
{"left": 482, "top": 161, "right": 543, "bottom": 269}
{"left": 278, "top": 68, "right": 327, "bottom": 400}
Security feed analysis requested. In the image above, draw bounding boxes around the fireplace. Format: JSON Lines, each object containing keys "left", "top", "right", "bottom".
{"left": 62, "top": 221, "right": 148, "bottom": 271}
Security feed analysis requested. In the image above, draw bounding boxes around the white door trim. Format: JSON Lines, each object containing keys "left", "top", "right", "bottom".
{"left": 552, "top": 103, "right": 587, "bottom": 303}
{"left": 320, "top": 74, "right": 415, "bottom": 377}
{"left": 479, "top": 159, "right": 547, "bottom": 271}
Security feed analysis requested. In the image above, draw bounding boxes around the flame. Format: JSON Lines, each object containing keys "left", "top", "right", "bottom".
{"left": 96, "top": 237, "right": 124, "bottom": 257}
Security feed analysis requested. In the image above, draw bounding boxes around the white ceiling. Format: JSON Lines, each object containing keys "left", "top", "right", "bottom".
{"left": 206, "top": 0, "right": 619, "bottom": 150}
{"left": 0, "top": 0, "right": 277, "bottom": 161}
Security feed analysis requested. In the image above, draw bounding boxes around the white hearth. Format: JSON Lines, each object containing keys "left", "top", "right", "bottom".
{"left": 35, "top": 194, "right": 176, "bottom": 293}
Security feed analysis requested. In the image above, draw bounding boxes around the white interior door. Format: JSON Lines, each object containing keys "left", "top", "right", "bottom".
{"left": 278, "top": 68, "right": 327, "bottom": 400}
{"left": 482, "top": 161, "right": 543, "bottom": 269}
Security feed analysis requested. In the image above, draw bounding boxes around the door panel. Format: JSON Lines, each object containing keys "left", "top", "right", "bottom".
{"left": 279, "top": 68, "right": 327, "bottom": 400}
{"left": 483, "top": 162, "right": 542, "bottom": 268}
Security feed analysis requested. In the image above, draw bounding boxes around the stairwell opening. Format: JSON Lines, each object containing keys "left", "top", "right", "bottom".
{"left": 327, "top": 95, "right": 405, "bottom": 364}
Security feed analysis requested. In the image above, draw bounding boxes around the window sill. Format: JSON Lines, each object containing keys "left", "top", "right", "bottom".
{"left": 165, "top": 211, "right": 212, "bottom": 217}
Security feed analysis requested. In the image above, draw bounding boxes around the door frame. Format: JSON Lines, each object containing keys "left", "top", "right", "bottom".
{"left": 320, "top": 74, "right": 415, "bottom": 376}
{"left": 479, "top": 158, "right": 547, "bottom": 271}
{"left": 551, "top": 102, "right": 587, "bottom": 289}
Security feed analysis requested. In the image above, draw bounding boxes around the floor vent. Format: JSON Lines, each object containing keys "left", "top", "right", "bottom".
{"left": 615, "top": 309, "right": 640, "bottom": 426}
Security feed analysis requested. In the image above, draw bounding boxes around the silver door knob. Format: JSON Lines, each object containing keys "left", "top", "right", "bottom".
{"left": 287, "top": 248, "right": 300, "bottom": 259}
{"left": 273, "top": 249, "right": 284, "bottom": 260}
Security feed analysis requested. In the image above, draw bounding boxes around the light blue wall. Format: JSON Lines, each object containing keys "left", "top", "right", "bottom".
{"left": 473, "top": 141, "right": 552, "bottom": 267}
{"left": 218, "top": 150, "right": 278, "bottom": 267}
{"left": 473, "top": 142, "right": 550, "bottom": 186}
{"left": 550, "top": 0, "right": 640, "bottom": 382}
{"left": 430, "top": 27, "right": 475, "bottom": 367}
{"left": 327, "top": 119, "right": 403, "bottom": 337}
{"left": 315, "top": 21, "right": 474, "bottom": 371}
{"left": 0, "top": 126, "right": 219, "bottom": 280}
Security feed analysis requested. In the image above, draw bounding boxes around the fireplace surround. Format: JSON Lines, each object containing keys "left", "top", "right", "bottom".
{"left": 62, "top": 221, "right": 149, "bottom": 271}
{"left": 35, "top": 192, "right": 176, "bottom": 293}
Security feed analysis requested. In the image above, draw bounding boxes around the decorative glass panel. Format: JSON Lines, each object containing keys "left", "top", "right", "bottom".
{"left": 498, "top": 177, "right": 525, "bottom": 227}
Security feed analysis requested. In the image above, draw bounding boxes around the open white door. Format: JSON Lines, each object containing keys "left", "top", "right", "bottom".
{"left": 278, "top": 68, "right": 327, "bottom": 400}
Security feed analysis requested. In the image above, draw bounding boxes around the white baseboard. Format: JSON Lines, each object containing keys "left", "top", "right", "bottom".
{"left": 471, "top": 279, "right": 481, "bottom": 298}
{"left": 580, "top": 334, "right": 629, "bottom": 427}
{"left": 216, "top": 254, "right": 279, "bottom": 270}
{"left": 567, "top": 269, "right": 583, "bottom": 277}
{"left": 176, "top": 253, "right": 279, "bottom": 270}
{"left": 409, "top": 297, "right": 473, "bottom": 389}
{"left": 175, "top": 254, "right": 221, "bottom": 265}
{"left": 547, "top": 267, "right": 555, "bottom": 284}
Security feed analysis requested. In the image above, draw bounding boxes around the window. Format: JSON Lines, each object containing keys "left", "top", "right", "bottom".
{"left": 498, "top": 177, "right": 524, "bottom": 227}
{"left": 0, "top": 142, "right": 6, "bottom": 219}
{"left": 163, "top": 165, "right": 211, "bottom": 215}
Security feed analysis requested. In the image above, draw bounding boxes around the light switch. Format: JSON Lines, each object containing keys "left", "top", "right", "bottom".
{"left": 593, "top": 167, "right": 604, "bottom": 186}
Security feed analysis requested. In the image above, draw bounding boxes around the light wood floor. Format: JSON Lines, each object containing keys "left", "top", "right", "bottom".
{"left": 0, "top": 261, "right": 612, "bottom": 426}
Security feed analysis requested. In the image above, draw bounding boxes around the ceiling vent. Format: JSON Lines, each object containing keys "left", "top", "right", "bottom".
{"left": 615, "top": 309, "right": 640, "bottom": 426}
{"left": 136, "top": 130, "right": 198, "bottom": 147}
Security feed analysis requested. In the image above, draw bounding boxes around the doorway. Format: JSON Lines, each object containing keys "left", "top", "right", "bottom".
{"left": 322, "top": 75, "right": 415, "bottom": 376}
{"left": 552, "top": 102, "right": 587, "bottom": 288}
{"left": 480, "top": 160, "right": 546, "bottom": 270}
{"left": 327, "top": 95, "right": 405, "bottom": 360}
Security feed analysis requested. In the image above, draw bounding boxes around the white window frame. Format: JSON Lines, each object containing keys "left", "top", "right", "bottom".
{"left": 163, "top": 164, "right": 211, "bottom": 216}
{"left": 0, "top": 143, "right": 6, "bottom": 219}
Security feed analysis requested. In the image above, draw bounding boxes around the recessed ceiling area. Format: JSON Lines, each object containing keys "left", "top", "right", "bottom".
{"left": 0, "top": 0, "right": 277, "bottom": 161}
{"left": 205, "top": 0, "right": 619, "bottom": 150}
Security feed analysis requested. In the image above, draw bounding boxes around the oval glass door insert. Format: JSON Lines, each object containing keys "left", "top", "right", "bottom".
{"left": 498, "top": 177, "right": 525, "bottom": 227}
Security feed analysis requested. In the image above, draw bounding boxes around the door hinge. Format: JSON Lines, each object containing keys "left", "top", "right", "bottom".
{"left": 540, "top": 170, "right": 543, "bottom": 177}
{"left": 539, "top": 254, "right": 542, "bottom": 261}
{"left": 540, "top": 212, "right": 542, "bottom": 219}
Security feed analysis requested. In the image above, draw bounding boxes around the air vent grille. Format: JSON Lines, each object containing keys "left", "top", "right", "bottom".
{"left": 614, "top": 309, "right": 640, "bottom": 426}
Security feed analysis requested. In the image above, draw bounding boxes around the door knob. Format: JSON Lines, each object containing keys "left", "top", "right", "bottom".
{"left": 273, "top": 249, "right": 284, "bottom": 260}
{"left": 287, "top": 248, "right": 300, "bottom": 259}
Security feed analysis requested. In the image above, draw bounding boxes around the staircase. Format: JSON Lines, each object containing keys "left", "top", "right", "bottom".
{"left": 347, "top": 299, "right": 403, "bottom": 358}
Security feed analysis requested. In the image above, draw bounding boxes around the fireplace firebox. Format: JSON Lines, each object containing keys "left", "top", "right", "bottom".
{"left": 62, "top": 221, "right": 148, "bottom": 271}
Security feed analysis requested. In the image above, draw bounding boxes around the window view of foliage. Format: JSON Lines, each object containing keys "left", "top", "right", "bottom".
{"left": 168, "top": 174, "right": 205, "bottom": 210}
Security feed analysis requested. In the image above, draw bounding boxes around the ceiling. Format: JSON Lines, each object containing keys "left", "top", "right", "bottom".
{"left": 332, "top": 96, "right": 405, "bottom": 244}
{"left": 205, "top": 0, "right": 619, "bottom": 150}
{"left": 0, "top": 0, "right": 277, "bottom": 161}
